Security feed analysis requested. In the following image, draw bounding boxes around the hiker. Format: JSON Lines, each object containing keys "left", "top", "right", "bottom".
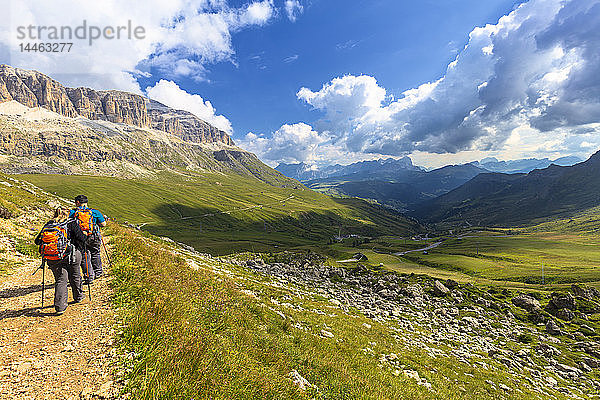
{"left": 35, "top": 207, "right": 87, "bottom": 315}
{"left": 70, "top": 195, "right": 107, "bottom": 284}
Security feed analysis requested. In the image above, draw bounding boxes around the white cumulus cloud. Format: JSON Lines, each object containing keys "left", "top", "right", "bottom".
{"left": 235, "top": 0, "right": 275, "bottom": 27}
{"left": 267, "top": 0, "right": 600, "bottom": 165}
{"left": 238, "top": 122, "right": 346, "bottom": 165}
{"left": 146, "top": 79, "right": 232, "bottom": 133}
{"left": 284, "top": 0, "right": 304, "bottom": 22}
{"left": 0, "top": 0, "right": 277, "bottom": 92}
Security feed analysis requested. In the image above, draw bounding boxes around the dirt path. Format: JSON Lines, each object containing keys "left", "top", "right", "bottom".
{"left": 0, "top": 242, "right": 117, "bottom": 400}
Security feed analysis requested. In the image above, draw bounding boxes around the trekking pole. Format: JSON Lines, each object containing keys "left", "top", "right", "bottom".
{"left": 32, "top": 258, "right": 47, "bottom": 309}
{"left": 100, "top": 233, "right": 112, "bottom": 268}
{"left": 84, "top": 245, "right": 92, "bottom": 301}
{"left": 41, "top": 259, "right": 46, "bottom": 309}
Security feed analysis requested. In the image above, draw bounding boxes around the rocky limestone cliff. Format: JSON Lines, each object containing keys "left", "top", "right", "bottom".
{"left": 0, "top": 65, "right": 233, "bottom": 146}
{"left": 0, "top": 100, "right": 294, "bottom": 186}
{"left": 147, "top": 100, "right": 232, "bottom": 145}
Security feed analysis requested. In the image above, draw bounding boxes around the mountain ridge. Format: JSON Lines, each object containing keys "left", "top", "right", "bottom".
{"left": 276, "top": 156, "right": 422, "bottom": 181}
{"left": 0, "top": 64, "right": 233, "bottom": 146}
{"left": 414, "top": 151, "right": 600, "bottom": 226}
{"left": 0, "top": 99, "right": 291, "bottom": 185}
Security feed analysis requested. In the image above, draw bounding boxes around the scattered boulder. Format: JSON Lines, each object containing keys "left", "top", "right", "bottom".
{"left": 555, "top": 363, "right": 581, "bottom": 376}
{"left": 353, "top": 252, "right": 368, "bottom": 261}
{"left": 579, "top": 324, "right": 596, "bottom": 336}
{"left": 537, "top": 343, "right": 561, "bottom": 357}
{"left": 583, "top": 357, "right": 599, "bottom": 369}
{"left": 0, "top": 206, "right": 13, "bottom": 219}
{"left": 433, "top": 280, "right": 450, "bottom": 297}
{"left": 450, "top": 291, "right": 464, "bottom": 303}
{"left": 546, "top": 320, "right": 562, "bottom": 335}
{"left": 555, "top": 309, "right": 575, "bottom": 321}
{"left": 403, "top": 369, "right": 420, "bottom": 380}
{"left": 320, "top": 329, "right": 334, "bottom": 338}
{"left": 511, "top": 294, "right": 541, "bottom": 312}
{"left": 444, "top": 279, "right": 459, "bottom": 289}
{"left": 584, "top": 347, "right": 600, "bottom": 359}
{"left": 475, "top": 297, "right": 491, "bottom": 308}
{"left": 402, "top": 284, "right": 424, "bottom": 298}
{"left": 529, "top": 308, "right": 547, "bottom": 323}
{"left": 580, "top": 362, "right": 593, "bottom": 373}
{"left": 329, "top": 270, "right": 346, "bottom": 282}
{"left": 545, "top": 376, "right": 558, "bottom": 386}
{"left": 572, "top": 284, "right": 592, "bottom": 300}
{"left": 498, "top": 383, "right": 512, "bottom": 391}
{"left": 546, "top": 293, "right": 576, "bottom": 313}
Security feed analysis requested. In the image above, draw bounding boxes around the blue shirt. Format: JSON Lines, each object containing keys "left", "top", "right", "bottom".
{"left": 69, "top": 207, "right": 106, "bottom": 225}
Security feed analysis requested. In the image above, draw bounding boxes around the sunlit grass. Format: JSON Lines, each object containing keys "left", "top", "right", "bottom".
{"left": 109, "top": 225, "right": 566, "bottom": 399}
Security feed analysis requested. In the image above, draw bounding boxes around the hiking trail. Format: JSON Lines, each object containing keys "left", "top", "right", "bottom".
{"left": 0, "top": 234, "right": 118, "bottom": 400}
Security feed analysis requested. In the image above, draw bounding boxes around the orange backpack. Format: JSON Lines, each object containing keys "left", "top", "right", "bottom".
{"left": 73, "top": 207, "right": 95, "bottom": 235}
{"left": 39, "top": 222, "right": 69, "bottom": 261}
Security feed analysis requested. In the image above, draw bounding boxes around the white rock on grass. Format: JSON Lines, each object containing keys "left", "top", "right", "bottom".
{"left": 545, "top": 376, "right": 558, "bottom": 386}
{"left": 498, "top": 383, "right": 512, "bottom": 391}
{"left": 289, "top": 370, "right": 316, "bottom": 391}
{"left": 403, "top": 369, "right": 420, "bottom": 380}
{"left": 320, "top": 330, "right": 334, "bottom": 338}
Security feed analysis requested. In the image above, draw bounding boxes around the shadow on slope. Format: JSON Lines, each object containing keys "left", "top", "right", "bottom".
{"left": 145, "top": 199, "right": 420, "bottom": 255}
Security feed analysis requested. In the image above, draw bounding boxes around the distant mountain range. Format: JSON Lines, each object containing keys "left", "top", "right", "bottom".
{"left": 471, "top": 156, "right": 582, "bottom": 174}
{"left": 276, "top": 155, "right": 583, "bottom": 211}
{"left": 414, "top": 152, "right": 599, "bottom": 226}
{"left": 276, "top": 157, "right": 422, "bottom": 181}
{"left": 276, "top": 155, "right": 582, "bottom": 182}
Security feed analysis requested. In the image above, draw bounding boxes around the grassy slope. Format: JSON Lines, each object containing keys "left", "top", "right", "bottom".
{"left": 0, "top": 173, "right": 55, "bottom": 274}
{"left": 19, "top": 172, "right": 420, "bottom": 254}
{"left": 414, "top": 151, "right": 600, "bottom": 227}
{"left": 110, "top": 224, "right": 557, "bottom": 400}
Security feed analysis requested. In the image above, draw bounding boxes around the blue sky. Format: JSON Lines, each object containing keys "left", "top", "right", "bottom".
{"left": 4, "top": 0, "right": 600, "bottom": 168}
{"left": 139, "top": 0, "right": 523, "bottom": 138}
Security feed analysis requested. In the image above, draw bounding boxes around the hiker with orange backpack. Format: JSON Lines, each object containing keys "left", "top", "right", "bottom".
{"left": 70, "top": 195, "right": 107, "bottom": 284}
{"left": 34, "top": 207, "right": 87, "bottom": 315}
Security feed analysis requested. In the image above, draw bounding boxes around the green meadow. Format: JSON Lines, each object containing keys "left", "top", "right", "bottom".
{"left": 338, "top": 228, "right": 600, "bottom": 289}
{"left": 11, "top": 171, "right": 600, "bottom": 289}
{"left": 18, "top": 172, "right": 420, "bottom": 254}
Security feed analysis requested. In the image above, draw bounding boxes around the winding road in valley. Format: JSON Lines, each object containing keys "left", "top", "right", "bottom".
{"left": 393, "top": 241, "right": 444, "bottom": 256}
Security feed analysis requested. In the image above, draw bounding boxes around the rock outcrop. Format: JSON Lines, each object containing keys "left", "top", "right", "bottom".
{"left": 147, "top": 100, "right": 233, "bottom": 146}
{"left": 512, "top": 294, "right": 541, "bottom": 312}
{"left": 0, "top": 100, "right": 292, "bottom": 185}
{"left": 0, "top": 64, "right": 233, "bottom": 146}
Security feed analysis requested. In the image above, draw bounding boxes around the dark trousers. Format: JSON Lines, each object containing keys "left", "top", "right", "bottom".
{"left": 89, "top": 239, "right": 103, "bottom": 277}
{"left": 47, "top": 249, "right": 83, "bottom": 312}
{"left": 82, "top": 240, "right": 102, "bottom": 282}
